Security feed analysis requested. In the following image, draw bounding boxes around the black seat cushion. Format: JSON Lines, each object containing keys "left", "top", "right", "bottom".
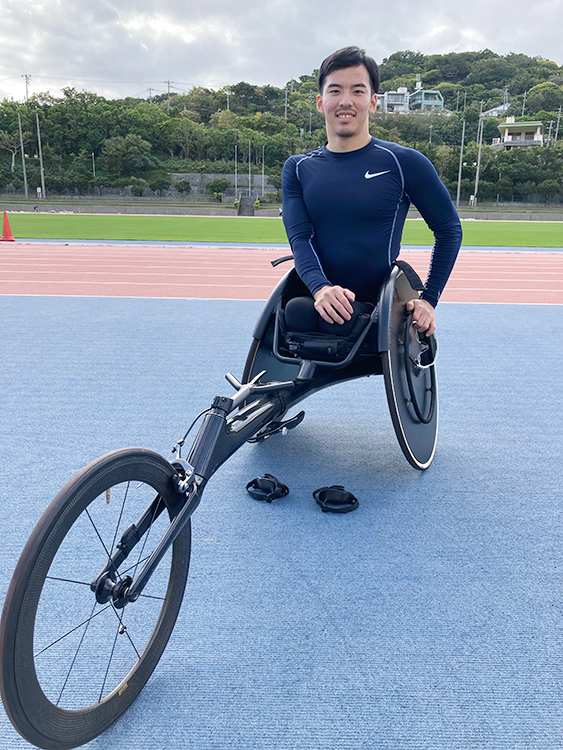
{"left": 281, "top": 297, "right": 376, "bottom": 362}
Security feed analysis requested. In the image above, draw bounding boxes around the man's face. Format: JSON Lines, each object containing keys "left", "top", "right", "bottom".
{"left": 317, "top": 64, "right": 377, "bottom": 146}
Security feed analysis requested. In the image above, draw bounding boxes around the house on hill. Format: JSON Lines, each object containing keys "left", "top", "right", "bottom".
{"left": 409, "top": 88, "right": 444, "bottom": 112}
{"left": 380, "top": 87, "right": 410, "bottom": 114}
{"left": 492, "top": 116, "right": 544, "bottom": 149}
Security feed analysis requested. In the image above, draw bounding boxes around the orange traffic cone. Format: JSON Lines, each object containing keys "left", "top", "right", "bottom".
{"left": 1, "top": 212, "right": 16, "bottom": 242}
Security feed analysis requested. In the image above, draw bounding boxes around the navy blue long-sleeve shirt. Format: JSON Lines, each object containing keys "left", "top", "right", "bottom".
{"left": 282, "top": 137, "right": 462, "bottom": 307}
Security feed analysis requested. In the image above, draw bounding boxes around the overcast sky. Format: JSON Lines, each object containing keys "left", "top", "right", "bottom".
{"left": 1, "top": 0, "right": 562, "bottom": 102}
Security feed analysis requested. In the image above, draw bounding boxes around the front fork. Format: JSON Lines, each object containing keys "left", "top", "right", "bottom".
{"left": 91, "top": 392, "right": 285, "bottom": 608}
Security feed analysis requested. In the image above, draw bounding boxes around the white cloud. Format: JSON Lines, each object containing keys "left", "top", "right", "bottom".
{"left": 0, "top": 0, "right": 561, "bottom": 100}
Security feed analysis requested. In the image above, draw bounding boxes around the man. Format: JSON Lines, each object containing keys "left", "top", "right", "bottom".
{"left": 282, "top": 46, "right": 462, "bottom": 336}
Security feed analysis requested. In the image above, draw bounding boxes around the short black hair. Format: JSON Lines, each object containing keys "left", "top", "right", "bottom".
{"left": 318, "top": 46, "right": 380, "bottom": 95}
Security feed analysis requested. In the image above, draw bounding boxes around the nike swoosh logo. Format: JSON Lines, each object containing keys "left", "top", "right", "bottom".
{"left": 364, "top": 170, "right": 390, "bottom": 179}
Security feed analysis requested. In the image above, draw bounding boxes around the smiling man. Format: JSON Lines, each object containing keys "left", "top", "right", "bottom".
{"left": 282, "top": 46, "right": 462, "bottom": 335}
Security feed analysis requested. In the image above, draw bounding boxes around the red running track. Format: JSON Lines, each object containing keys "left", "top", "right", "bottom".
{"left": 0, "top": 243, "right": 562, "bottom": 304}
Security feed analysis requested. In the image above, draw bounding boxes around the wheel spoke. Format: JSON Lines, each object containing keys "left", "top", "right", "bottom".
{"left": 46, "top": 575, "right": 91, "bottom": 587}
{"left": 56, "top": 601, "right": 98, "bottom": 706}
{"left": 108, "top": 605, "right": 141, "bottom": 660}
{"left": 108, "top": 481, "right": 131, "bottom": 563}
{"left": 98, "top": 624, "right": 121, "bottom": 703}
{"left": 34, "top": 605, "right": 112, "bottom": 658}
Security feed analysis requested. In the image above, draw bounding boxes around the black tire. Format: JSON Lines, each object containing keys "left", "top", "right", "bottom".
{"left": 0, "top": 448, "right": 191, "bottom": 750}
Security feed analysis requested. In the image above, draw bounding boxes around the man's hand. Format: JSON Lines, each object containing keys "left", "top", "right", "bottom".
{"left": 406, "top": 298, "right": 436, "bottom": 336}
{"left": 314, "top": 285, "right": 355, "bottom": 324}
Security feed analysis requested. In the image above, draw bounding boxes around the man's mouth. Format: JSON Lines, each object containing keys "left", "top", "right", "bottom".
{"left": 336, "top": 110, "right": 355, "bottom": 120}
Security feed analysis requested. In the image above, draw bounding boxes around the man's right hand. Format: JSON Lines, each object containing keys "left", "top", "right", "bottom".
{"left": 313, "top": 285, "right": 355, "bottom": 324}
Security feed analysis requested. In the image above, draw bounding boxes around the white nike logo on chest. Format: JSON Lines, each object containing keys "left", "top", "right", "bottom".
{"left": 364, "top": 170, "right": 390, "bottom": 179}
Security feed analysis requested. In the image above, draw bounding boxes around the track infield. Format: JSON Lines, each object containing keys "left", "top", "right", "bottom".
{"left": 4, "top": 213, "right": 563, "bottom": 247}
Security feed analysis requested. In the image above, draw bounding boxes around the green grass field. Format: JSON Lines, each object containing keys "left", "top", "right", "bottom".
{"left": 5, "top": 212, "right": 563, "bottom": 247}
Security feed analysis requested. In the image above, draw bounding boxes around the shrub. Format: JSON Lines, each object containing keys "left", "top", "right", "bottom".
{"left": 205, "top": 177, "right": 232, "bottom": 195}
{"left": 175, "top": 179, "right": 191, "bottom": 194}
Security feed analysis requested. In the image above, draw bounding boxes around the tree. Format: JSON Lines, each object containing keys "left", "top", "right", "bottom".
{"left": 206, "top": 177, "right": 232, "bottom": 199}
{"left": 175, "top": 179, "right": 191, "bottom": 194}
{"left": 0, "top": 130, "right": 22, "bottom": 172}
{"left": 525, "top": 82, "right": 563, "bottom": 114}
{"left": 101, "top": 133, "right": 154, "bottom": 177}
{"left": 536, "top": 179, "right": 562, "bottom": 199}
{"left": 148, "top": 172, "right": 171, "bottom": 195}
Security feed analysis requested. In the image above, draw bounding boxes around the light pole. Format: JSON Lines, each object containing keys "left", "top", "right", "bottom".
{"left": 36, "top": 112, "right": 46, "bottom": 199}
{"left": 473, "top": 102, "right": 485, "bottom": 205}
{"left": 456, "top": 118, "right": 466, "bottom": 207}
{"left": 456, "top": 93, "right": 467, "bottom": 207}
{"left": 18, "top": 112, "right": 28, "bottom": 200}
{"left": 261, "top": 144, "right": 265, "bottom": 197}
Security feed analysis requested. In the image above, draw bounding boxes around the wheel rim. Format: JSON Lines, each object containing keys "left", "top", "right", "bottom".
{"left": 3, "top": 450, "right": 190, "bottom": 749}
{"left": 32, "top": 478, "right": 174, "bottom": 710}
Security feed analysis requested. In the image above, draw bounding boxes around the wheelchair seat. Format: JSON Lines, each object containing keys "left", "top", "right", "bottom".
{"left": 279, "top": 297, "right": 376, "bottom": 363}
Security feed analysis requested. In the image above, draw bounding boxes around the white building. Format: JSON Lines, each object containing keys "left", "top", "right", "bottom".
{"left": 492, "top": 116, "right": 544, "bottom": 149}
{"left": 380, "top": 87, "right": 410, "bottom": 114}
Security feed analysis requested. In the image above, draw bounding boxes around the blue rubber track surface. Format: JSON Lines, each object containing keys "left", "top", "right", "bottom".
{"left": 1, "top": 295, "right": 562, "bottom": 749}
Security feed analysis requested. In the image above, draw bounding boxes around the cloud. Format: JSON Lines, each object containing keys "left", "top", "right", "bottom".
{"left": 0, "top": 0, "right": 561, "bottom": 100}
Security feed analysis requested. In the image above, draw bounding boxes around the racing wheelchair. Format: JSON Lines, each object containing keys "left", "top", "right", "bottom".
{"left": 0, "top": 259, "right": 438, "bottom": 749}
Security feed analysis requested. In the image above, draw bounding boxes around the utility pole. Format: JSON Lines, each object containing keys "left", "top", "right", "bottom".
{"left": 284, "top": 87, "right": 288, "bottom": 121}
{"left": 226, "top": 90, "right": 231, "bottom": 110}
{"left": 234, "top": 144, "right": 238, "bottom": 196}
{"left": 17, "top": 112, "right": 29, "bottom": 200}
{"left": 521, "top": 90, "right": 527, "bottom": 117}
{"left": 92, "top": 152, "right": 95, "bottom": 176}
{"left": 546, "top": 120, "right": 554, "bottom": 147}
{"left": 147, "top": 88, "right": 154, "bottom": 103}
{"left": 554, "top": 105, "right": 562, "bottom": 145}
{"left": 248, "top": 140, "right": 251, "bottom": 197}
{"left": 21, "top": 74, "right": 31, "bottom": 101}
{"left": 36, "top": 112, "right": 46, "bottom": 199}
{"left": 307, "top": 91, "right": 314, "bottom": 134}
{"left": 262, "top": 144, "right": 265, "bottom": 197}
{"left": 165, "top": 81, "right": 172, "bottom": 112}
{"left": 473, "top": 101, "right": 485, "bottom": 204}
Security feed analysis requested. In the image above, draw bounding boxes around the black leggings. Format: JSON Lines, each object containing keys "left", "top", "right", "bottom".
{"left": 284, "top": 296, "right": 374, "bottom": 336}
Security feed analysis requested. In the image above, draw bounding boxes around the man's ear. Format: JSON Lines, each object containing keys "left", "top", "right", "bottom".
{"left": 370, "top": 93, "right": 377, "bottom": 113}
{"left": 316, "top": 93, "right": 324, "bottom": 114}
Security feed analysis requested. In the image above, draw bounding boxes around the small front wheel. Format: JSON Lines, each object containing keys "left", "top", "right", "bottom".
{"left": 0, "top": 448, "right": 191, "bottom": 750}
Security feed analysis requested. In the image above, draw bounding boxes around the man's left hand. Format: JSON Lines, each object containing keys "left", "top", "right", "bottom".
{"left": 406, "top": 298, "right": 436, "bottom": 336}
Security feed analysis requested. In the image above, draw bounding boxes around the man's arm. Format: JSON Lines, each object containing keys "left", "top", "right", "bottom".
{"left": 281, "top": 157, "right": 332, "bottom": 297}
{"left": 282, "top": 156, "right": 354, "bottom": 324}
{"left": 400, "top": 149, "right": 463, "bottom": 309}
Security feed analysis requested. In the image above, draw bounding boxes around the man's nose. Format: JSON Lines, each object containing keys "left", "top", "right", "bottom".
{"left": 338, "top": 89, "right": 353, "bottom": 107}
